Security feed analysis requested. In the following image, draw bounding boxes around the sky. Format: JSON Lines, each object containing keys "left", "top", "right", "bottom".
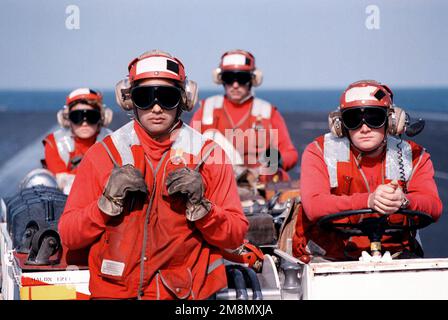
{"left": 0, "top": 0, "right": 447, "bottom": 90}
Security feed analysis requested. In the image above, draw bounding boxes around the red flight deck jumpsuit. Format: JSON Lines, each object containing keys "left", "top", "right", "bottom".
{"left": 293, "top": 133, "right": 443, "bottom": 261}
{"left": 190, "top": 95, "right": 298, "bottom": 180}
{"left": 58, "top": 121, "right": 248, "bottom": 299}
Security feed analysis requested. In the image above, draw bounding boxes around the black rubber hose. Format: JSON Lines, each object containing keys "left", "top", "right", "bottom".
{"left": 236, "top": 265, "right": 263, "bottom": 300}
{"left": 226, "top": 265, "right": 249, "bottom": 300}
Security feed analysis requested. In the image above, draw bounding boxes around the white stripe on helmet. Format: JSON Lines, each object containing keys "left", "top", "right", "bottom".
{"left": 69, "top": 88, "right": 92, "bottom": 99}
{"left": 222, "top": 54, "right": 247, "bottom": 66}
{"left": 136, "top": 57, "right": 178, "bottom": 76}
{"left": 344, "top": 86, "right": 378, "bottom": 103}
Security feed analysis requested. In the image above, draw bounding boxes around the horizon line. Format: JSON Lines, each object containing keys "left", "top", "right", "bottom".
{"left": 1, "top": 86, "right": 448, "bottom": 92}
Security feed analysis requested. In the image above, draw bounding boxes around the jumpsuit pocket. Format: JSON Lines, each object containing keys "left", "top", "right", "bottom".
{"left": 158, "top": 267, "right": 193, "bottom": 299}
{"left": 341, "top": 175, "right": 352, "bottom": 194}
{"left": 98, "top": 216, "right": 142, "bottom": 282}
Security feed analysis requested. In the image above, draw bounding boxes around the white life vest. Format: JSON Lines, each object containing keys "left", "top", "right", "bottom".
{"left": 201, "top": 95, "right": 272, "bottom": 125}
{"left": 106, "top": 121, "right": 209, "bottom": 166}
{"left": 322, "top": 133, "right": 414, "bottom": 188}
{"left": 53, "top": 127, "right": 112, "bottom": 166}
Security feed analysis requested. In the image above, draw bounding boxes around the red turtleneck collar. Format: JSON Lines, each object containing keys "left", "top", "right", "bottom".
{"left": 223, "top": 95, "right": 254, "bottom": 126}
{"left": 134, "top": 120, "right": 183, "bottom": 168}
{"left": 74, "top": 135, "right": 97, "bottom": 154}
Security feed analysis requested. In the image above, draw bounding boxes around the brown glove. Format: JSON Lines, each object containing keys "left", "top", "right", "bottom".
{"left": 166, "top": 167, "right": 212, "bottom": 221}
{"left": 98, "top": 164, "right": 147, "bottom": 216}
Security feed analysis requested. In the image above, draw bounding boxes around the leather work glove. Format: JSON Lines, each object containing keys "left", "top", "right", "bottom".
{"left": 98, "top": 164, "right": 148, "bottom": 216}
{"left": 166, "top": 167, "right": 212, "bottom": 221}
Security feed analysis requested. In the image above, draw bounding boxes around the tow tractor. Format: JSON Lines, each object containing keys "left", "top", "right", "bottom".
{"left": 216, "top": 182, "right": 448, "bottom": 300}
{"left": 295, "top": 209, "right": 448, "bottom": 299}
{"left": 0, "top": 170, "right": 90, "bottom": 300}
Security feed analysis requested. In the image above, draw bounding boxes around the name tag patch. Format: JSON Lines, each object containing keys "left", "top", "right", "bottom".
{"left": 101, "top": 259, "right": 125, "bottom": 277}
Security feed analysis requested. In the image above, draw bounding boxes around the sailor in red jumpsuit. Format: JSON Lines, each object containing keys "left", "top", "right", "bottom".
{"left": 42, "top": 88, "right": 113, "bottom": 193}
{"left": 190, "top": 50, "right": 298, "bottom": 182}
{"left": 293, "top": 80, "right": 442, "bottom": 261}
{"left": 58, "top": 50, "right": 248, "bottom": 299}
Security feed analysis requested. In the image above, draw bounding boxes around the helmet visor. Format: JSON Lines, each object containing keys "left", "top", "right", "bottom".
{"left": 342, "top": 107, "right": 387, "bottom": 130}
{"left": 221, "top": 71, "right": 252, "bottom": 86}
{"left": 68, "top": 109, "right": 101, "bottom": 125}
{"left": 131, "top": 85, "right": 182, "bottom": 110}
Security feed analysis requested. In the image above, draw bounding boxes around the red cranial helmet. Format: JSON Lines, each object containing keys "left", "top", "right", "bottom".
{"left": 115, "top": 50, "right": 198, "bottom": 112}
{"left": 219, "top": 49, "right": 256, "bottom": 72}
{"left": 213, "top": 49, "right": 263, "bottom": 87}
{"left": 58, "top": 88, "right": 113, "bottom": 128}
{"left": 127, "top": 50, "right": 186, "bottom": 85}
{"left": 66, "top": 88, "right": 103, "bottom": 109}
{"left": 328, "top": 80, "right": 406, "bottom": 137}
{"left": 339, "top": 80, "right": 393, "bottom": 110}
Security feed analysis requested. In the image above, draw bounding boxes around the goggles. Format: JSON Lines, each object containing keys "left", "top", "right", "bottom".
{"left": 131, "top": 85, "right": 182, "bottom": 110}
{"left": 68, "top": 109, "right": 101, "bottom": 125}
{"left": 341, "top": 106, "right": 387, "bottom": 130}
{"left": 221, "top": 71, "right": 252, "bottom": 86}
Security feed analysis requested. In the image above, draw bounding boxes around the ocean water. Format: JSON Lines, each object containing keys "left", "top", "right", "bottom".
{"left": 0, "top": 88, "right": 447, "bottom": 113}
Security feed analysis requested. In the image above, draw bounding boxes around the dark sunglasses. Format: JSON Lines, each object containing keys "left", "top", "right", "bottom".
{"left": 131, "top": 85, "right": 183, "bottom": 110}
{"left": 341, "top": 107, "right": 387, "bottom": 130}
{"left": 221, "top": 71, "right": 253, "bottom": 86}
{"left": 68, "top": 109, "right": 101, "bottom": 125}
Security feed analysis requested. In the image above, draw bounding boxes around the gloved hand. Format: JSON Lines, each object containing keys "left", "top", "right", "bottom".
{"left": 260, "top": 148, "right": 283, "bottom": 170}
{"left": 98, "top": 164, "right": 147, "bottom": 216}
{"left": 166, "top": 167, "right": 212, "bottom": 221}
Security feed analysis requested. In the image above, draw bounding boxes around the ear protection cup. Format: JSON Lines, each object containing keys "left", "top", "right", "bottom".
{"left": 252, "top": 69, "right": 263, "bottom": 87}
{"left": 212, "top": 68, "right": 222, "bottom": 85}
{"left": 183, "top": 80, "right": 199, "bottom": 111}
{"left": 328, "top": 110, "right": 344, "bottom": 137}
{"left": 115, "top": 78, "right": 133, "bottom": 111}
{"left": 57, "top": 107, "right": 70, "bottom": 129}
{"left": 387, "top": 105, "right": 406, "bottom": 136}
{"left": 101, "top": 107, "right": 114, "bottom": 127}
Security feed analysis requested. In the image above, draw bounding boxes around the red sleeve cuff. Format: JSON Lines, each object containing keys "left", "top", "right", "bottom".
{"left": 90, "top": 201, "right": 112, "bottom": 228}
{"left": 352, "top": 193, "right": 371, "bottom": 210}
{"left": 194, "top": 202, "right": 218, "bottom": 227}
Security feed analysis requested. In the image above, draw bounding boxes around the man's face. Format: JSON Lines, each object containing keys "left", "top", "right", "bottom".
{"left": 349, "top": 124, "right": 386, "bottom": 152}
{"left": 133, "top": 78, "right": 179, "bottom": 137}
{"left": 70, "top": 103, "right": 100, "bottom": 139}
{"left": 342, "top": 106, "right": 388, "bottom": 152}
{"left": 222, "top": 71, "right": 252, "bottom": 103}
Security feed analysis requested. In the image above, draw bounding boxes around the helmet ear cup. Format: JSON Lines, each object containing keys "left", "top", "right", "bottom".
{"left": 101, "top": 107, "right": 114, "bottom": 127}
{"left": 328, "top": 110, "right": 344, "bottom": 137}
{"left": 212, "top": 68, "right": 222, "bottom": 85}
{"left": 115, "top": 78, "right": 133, "bottom": 111}
{"left": 252, "top": 69, "right": 263, "bottom": 87}
{"left": 183, "top": 80, "right": 199, "bottom": 111}
{"left": 57, "top": 107, "right": 70, "bottom": 129}
{"left": 388, "top": 106, "right": 406, "bottom": 135}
